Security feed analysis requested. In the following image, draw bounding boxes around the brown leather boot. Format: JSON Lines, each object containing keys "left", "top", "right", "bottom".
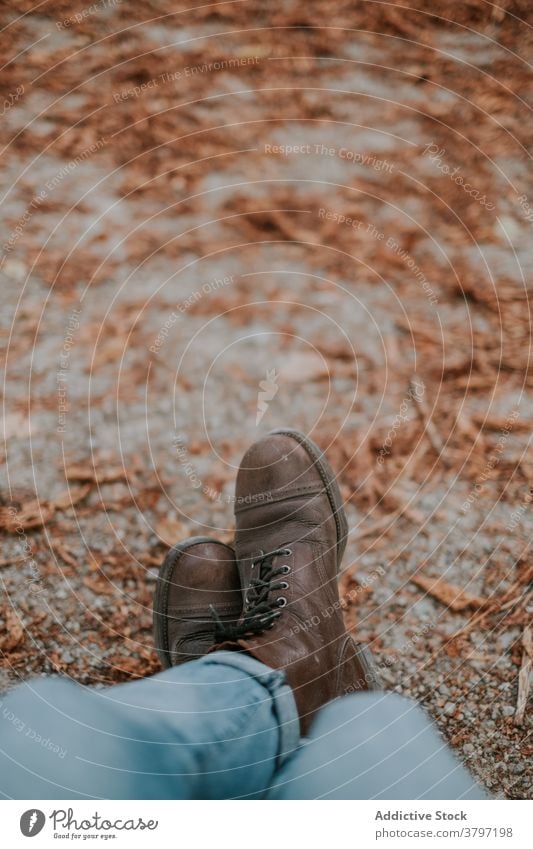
{"left": 153, "top": 536, "right": 242, "bottom": 667}
{"left": 213, "top": 429, "right": 379, "bottom": 734}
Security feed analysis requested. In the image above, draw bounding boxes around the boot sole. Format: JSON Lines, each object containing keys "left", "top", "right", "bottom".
{"left": 269, "top": 428, "right": 349, "bottom": 571}
{"left": 153, "top": 535, "right": 225, "bottom": 669}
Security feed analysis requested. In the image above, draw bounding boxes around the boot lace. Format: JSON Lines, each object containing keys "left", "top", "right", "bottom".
{"left": 210, "top": 547, "right": 291, "bottom": 641}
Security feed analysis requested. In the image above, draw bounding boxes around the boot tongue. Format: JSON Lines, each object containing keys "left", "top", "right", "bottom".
{"left": 236, "top": 547, "right": 284, "bottom": 595}
{"left": 237, "top": 550, "right": 261, "bottom": 595}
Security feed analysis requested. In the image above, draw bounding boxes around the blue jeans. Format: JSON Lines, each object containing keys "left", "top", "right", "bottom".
{"left": 0, "top": 652, "right": 485, "bottom": 799}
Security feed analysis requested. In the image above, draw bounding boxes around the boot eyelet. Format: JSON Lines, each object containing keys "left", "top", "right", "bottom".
{"left": 280, "top": 565, "right": 291, "bottom": 574}
{"left": 277, "top": 597, "right": 287, "bottom": 607}
{"left": 280, "top": 581, "right": 289, "bottom": 590}
{"left": 283, "top": 548, "right": 292, "bottom": 556}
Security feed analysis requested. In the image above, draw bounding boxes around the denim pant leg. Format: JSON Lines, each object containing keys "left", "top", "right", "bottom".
{"left": 267, "top": 692, "right": 487, "bottom": 799}
{"left": 0, "top": 652, "right": 299, "bottom": 800}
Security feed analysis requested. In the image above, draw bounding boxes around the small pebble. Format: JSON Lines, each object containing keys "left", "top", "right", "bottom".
{"left": 510, "top": 763, "right": 525, "bottom": 775}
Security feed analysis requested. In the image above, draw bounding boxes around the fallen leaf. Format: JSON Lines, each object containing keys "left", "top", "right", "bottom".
{"left": 411, "top": 573, "right": 487, "bottom": 612}
{"left": 0, "top": 555, "right": 26, "bottom": 569}
{"left": 83, "top": 576, "right": 117, "bottom": 595}
{"left": 0, "top": 485, "right": 91, "bottom": 532}
{"left": 514, "top": 625, "right": 532, "bottom": 725}
{"left": 50, "top": 541, "right": 78, "bottom": 568}
{"left": 51, "top": 485, "right": 92, "bottom": 511}
{"left": 0, "top": 610, "right": 25, "bottom": 651}
{"left": 65, "top": 464, "right": 127, "bottom": 484}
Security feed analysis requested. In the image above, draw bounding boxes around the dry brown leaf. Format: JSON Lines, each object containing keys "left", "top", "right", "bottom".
{"left": 411, "top": 573, "right": 487, "bottom": 612}
{"left": 0, "top": 609, "right": 25, "bottom": 651}
{"left": 514, "top": 625, "right": 532, "bottom": 725}
{"left": 0, "top": 555, "right": 26, "bottom": 569}
{"left": 82, "top": 576, "right": 117, "bottom": 596}
{"left": 0, "top": 500, "right": 50, "bottom": 532}
{"left": 65, "top": 465, "right": 127, "bottom": 484}
{"left": 0, "top": 485, "right": 91, "bottom": 532}
{"left": 51, "top": 485, "right": 92, "bottom": 511}
{"left": 50, "top": 541, "right": 78, "bottom": 568}
{"left": 106, "top": 655, "right": 147, "bottom": 677}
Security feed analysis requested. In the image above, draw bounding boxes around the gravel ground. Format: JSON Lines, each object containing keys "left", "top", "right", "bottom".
{"left": 0, "top": 2, "right": 532, "bottom": 798}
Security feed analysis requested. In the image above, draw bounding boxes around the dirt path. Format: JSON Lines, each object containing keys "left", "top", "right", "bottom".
{"left": 1, "top": 2, "right": 532, "bottom": 798}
